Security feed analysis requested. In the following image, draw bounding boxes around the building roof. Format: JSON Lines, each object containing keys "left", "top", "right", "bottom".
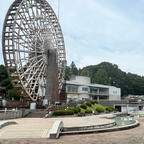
{"left": 66, "top": 80, "right": 118, "bottom": 89}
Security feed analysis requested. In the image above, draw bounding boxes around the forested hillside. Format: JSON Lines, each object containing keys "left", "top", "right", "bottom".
{"left": 66, "top": 62, "right": 144, "bottom": 97}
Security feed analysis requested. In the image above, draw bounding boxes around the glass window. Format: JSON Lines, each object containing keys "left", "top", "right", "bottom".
{"left": 67, "top": 86, "right": 71, "bottom": 92}
{"left": 67, "top": 85, "right": 78, "bottom": 93}
{"left": 82, "top": 87, "right": 88, "bottom": 91}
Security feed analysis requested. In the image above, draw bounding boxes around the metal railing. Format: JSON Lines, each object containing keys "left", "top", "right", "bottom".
{"left": 0, "top": 108, "right": 22, "bottom": 120}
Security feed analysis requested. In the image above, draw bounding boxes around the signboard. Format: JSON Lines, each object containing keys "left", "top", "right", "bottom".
{"left": 67, "top": 94, "right": 78, "bottom": 98}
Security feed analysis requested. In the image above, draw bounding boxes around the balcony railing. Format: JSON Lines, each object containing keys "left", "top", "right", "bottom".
{"left": 89, "top": 92, "right": 109, "bottom": 96}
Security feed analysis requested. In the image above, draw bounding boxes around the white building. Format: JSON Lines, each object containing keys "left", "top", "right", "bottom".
{"left": 66, "top": 76, "right": 121, "bottom": 102}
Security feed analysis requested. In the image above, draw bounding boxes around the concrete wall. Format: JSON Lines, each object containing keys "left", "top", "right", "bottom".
{"left": 70, "top": 76, "right": 90, "bottom": 84}
{"left": 109, "top": 87, "right": 121, "bottom": 101}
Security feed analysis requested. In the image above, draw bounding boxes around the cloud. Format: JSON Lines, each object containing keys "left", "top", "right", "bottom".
{"left": 0, "top": 0, "right": 144, "bottom": 75}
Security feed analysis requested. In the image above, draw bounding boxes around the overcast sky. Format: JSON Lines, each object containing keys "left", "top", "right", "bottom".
{"left": 1, "top": 0, "right": 144, "bottom": 76}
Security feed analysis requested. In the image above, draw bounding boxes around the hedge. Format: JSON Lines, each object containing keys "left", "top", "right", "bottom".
{"left": 93, "top": 100, "right": 98, "bottom": 104}
{"left": 73, "top": 107, "right": 81, "bottom": 113}
{"left": 53, "top": 110, "right": 74, "bottom": 116}
{"left": 86, "top": 102, "right": 92, "bottom": 107}
{"left": 96, "top": 105, "right": 106, "bottom": 113}
{"left": 89, "top": 100, "right": 95, "bottom": 105}
{"left": 69, "top": 107, "right": 81, "bottom": 114}
{"left": 106, "top": 107, "right": 115, "bottom": 112}
{"left": 85, "top": 109, "right": 92, "bottom": 114}
{"left": 80, "top": 104, "right": 87, "bottom": 109}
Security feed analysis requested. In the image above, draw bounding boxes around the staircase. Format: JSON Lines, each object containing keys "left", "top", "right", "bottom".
{"left": 23, "top": 109, "right": 44, "bottom": 118}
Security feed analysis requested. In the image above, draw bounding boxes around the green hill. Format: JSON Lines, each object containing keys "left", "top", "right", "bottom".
{"left": 66, "top": 62, "right": 144, "bottom": 97}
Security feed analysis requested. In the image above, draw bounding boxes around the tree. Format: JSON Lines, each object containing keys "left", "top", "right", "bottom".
{"left": 65, "top": 66, "right": 71, "bottom": 80}
{"left": 0, "top": 65, "right": 13, "bottom": 92}
{"left": 80, "top": 68, "right": 90, "bottom": 77}
{"left": 70, "top": 61, "right": 78, "bottom": 76}
{"left": 7, "top": 88, "right": 20, "bottom": 100}
{"left": 93, "top": 68, "right": 109, "bottom": 85}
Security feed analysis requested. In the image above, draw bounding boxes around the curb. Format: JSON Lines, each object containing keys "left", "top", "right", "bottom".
{"left": 63, "top": 122, "right": 116, "bottom": 131}
{"left": 0, "top": 121, "right": 17, "bottom": 129}
{"left": 61, "top": 120, "right": 140, "bottom": 136}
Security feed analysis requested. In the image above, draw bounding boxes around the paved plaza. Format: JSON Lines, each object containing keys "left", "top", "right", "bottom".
{"left": 0, "top": 114, "right": 114, "bottom": 139}
{"left": 0, "top": 118, "right": 143, "bottom": 144}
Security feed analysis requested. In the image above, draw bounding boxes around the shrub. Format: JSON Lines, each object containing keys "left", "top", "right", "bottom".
{"left": 7, "top": 88, "right": 20, "bottom": 100}
{"left": 80, "top": 104, "right": 87, "bottom": 109}
{"left": 86, "top": 102, "right": 92, "bottom": 107}
{"left": 89, "top": 100, "right": 95, "bottom": 105}
{"left": 73, "top": 107, "right": 81, "bottom": 113}
{"left": 85, "top": 109, "right": 92, "bottom": 114}
{"left": 96, "top": 105, "right": 106, "bottom": 113}
{"left": 65, "top": 110, "right": 74, "bottom": 115}
{"left": 93, "top": 100, "right": 98, "bottom": 104}
{"left": 53, "top": 110, "right": 74, "bottom": 116}
{"left": 106, "top": 107, "right": 115, "bottom": 112}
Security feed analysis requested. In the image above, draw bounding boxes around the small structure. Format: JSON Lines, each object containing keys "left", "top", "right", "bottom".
{"left": 126, "top": 95, "right": 144, "bottom": 103}
{"left": 48, "top": 120, "right": 63, "bottom": 139}
{"left": 66, "top": 76, "right": 121, "bottom": 102}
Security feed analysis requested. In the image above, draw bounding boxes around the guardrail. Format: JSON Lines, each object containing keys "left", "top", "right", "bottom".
{"left": 0, "top": 109, "right": 22, "bottom": 120}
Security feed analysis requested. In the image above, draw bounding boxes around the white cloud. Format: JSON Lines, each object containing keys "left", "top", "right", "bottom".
{"left": 0, "top": 0, "right": 144, "bottom": 75}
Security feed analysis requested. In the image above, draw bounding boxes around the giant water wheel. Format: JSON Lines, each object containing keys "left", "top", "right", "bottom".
{"left": 2, "top": 0, "right": 66, "bottom": 103}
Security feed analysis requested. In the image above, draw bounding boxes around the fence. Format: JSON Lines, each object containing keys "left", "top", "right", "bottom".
{"left": 0, "top": 109, "right": 23, "bottom": 120}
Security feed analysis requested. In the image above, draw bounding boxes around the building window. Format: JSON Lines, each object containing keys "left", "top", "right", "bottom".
{"left": 67, "top": 85, "right": 78, "bottom": 93}
{"left": 82, "top": 87, "right": 88, "bottom": 91}
{"left": 67, "top": 86, "right": 71, "bottom": 92}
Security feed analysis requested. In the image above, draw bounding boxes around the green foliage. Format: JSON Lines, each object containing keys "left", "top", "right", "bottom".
{"left": 93, "top": 68, "right": 110, "bottom": 85}
{"left": 69, "top": 107, "right": 81, "bottom": 114}
{"left": 80, "top": 69, "right": 90, "bottom": 77}
{"left": 72, "top": 107, "right": 81, "bottom": 113}
{"left": 65, "top": 61, "right": 79, "bottom": 80}
{"left": 93, "top": 100, "right": 98, "bottom": 104}
{"left": 0, "top": 65, "right": 8, "bottom": 81}
{"left": 96, "top": 104, "right": 106, "bottom": 113}
{"left": 53, "top": 110, "right": 74, "bottom": 116}
{"left": 7, "top": 88, "right": 20, "bottom": 100}
{"left": 89, "top": 100, "right": 95, "bottom": 105}
{"left": 85, "top": 109, "right": 92, "bottom": 114}
{"left": 0, "top": 65, "right": 12, "bottom": 91}
{"left": 106, "top": 107, "right": 115, "bottom": 112}
{"left": 89, "top": 100, "right": 98, "bottom": 105}
{"left": 70, "top": 61, "right": 79, "bottom": 75}
{"left": 65, "top": 66, "right": 71, "bottom": 80}
{"left": 80, "top": 104, "right": 87, "bottom": 109}
{"left": 86, "top": 101, "right": 92, "bottom": 107}
{"left": 0, "top": 65, "right": 14, "bottom": 100}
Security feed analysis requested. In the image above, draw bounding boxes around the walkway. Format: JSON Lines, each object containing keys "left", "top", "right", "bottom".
{"left": 0, "top": 118, "right": 143, "bottom": 144}
{"left": 0, "top": 114, "right": 114, "bottom": 139}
